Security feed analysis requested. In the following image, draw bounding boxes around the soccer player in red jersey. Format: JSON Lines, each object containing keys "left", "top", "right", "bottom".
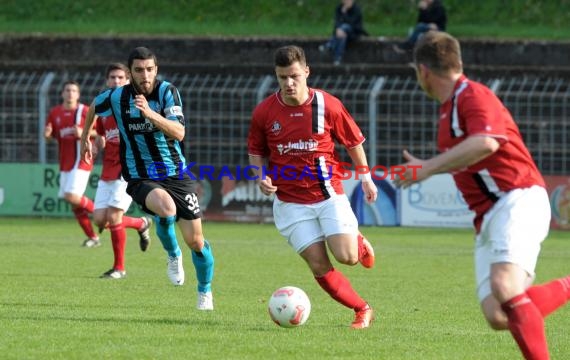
{"left": 44, "top": 81, "right": 99, "bottom": 247}
{"left": 395, "top": 32, "right": 570, "bottom": 359}
{"left": 248, "top": 45, "right": 378, "bottom": 329}
{"left": 82, "top": 63, "right": 153, "bottom": 279}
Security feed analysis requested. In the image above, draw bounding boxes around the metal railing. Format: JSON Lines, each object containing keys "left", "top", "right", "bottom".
{"left": 1, "top": 71, "right": 568, "bottom": 175}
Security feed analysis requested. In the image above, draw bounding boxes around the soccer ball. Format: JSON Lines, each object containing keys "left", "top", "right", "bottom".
{"left": 268, "top": 286, "right": 311, "bottom": 328}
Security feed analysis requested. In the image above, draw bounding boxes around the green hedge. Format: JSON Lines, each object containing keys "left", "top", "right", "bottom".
{"left": 2, "top": 0, "right": 569, "bottom": 38}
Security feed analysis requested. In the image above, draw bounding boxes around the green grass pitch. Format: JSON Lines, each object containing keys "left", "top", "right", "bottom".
{"left": 1, "top": 217, "right": 568, "bottom": 359}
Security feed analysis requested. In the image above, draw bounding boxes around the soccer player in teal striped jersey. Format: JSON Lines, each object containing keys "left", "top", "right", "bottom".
{"left": 81, "top": 47, "right": 215, "bottom": 310}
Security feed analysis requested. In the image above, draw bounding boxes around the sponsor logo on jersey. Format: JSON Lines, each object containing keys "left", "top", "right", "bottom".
{"left": 105, "top": 128, "right": 120, "bottom": 142}
{"left": 276, "top": 139, "right": 318, "bottom": 155}
{"left": 128, "top": 119, "right": 155, "bottom": 132}
{"left": 59, "top": 126, "right": 76, "bottom": 137}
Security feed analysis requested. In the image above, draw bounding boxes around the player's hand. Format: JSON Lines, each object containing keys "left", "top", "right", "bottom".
{"left": 393, "top": 149, "right": 429, "bottom": 188}
{"left": 81, "top": 138, "right": 93, "bottom": 164}
{"left": 361, "top": 179, "right": 378, "bottom": 204}
{"left": 257, "top": 177, "right": 278, "bottom": 196}
{"left": 134, "top": 95, "right": 153, "bottom": 119}
{"left": 73, "top": 124, "right": 83, "bottom": 138}
{"left": 44, "top": 122, "right": 53, "bottom": 138}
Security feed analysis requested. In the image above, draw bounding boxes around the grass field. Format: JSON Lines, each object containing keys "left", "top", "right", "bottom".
{"left": 1, "top": 217, "right": 569, "bottom": 359}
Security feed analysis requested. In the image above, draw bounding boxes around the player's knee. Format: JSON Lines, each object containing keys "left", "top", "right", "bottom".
{"left": 308, "top": 262, "right": 333, "bottom": 277}
{"left": 64, "top": 193, "right": 79, "bottom": 205}
{"left": 94, "top": 218, "right": 106, "bottom": 229}
{"left": 92, "top": 214, "right": 106, "bottom": 228}
{"left": 333, "top": 252, "right": 358, "bottom": 266}
{"left": 106, "top": 211, "right": 123, "bottom": 225}
{"left": 490, "top": 278, "right": 519, "bottom": 302}
{"left": 484, "top": 313, "right": 508, "bottom": 330}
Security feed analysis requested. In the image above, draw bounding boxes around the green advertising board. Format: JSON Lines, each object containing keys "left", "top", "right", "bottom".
{"left": 0, "top": 163, "right": 142, "bottom": 217}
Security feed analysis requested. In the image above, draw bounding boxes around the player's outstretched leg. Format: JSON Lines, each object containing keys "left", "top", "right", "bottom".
{"left": 315, "top": 268, "right": 374, "bottom": 329}
{"left": 122, "top": 215, "right": 153, "bottom": 252}
{"left": 73, "top": 196, "right": 99, "bottom": 247}
{"left": 99, "top": 222, "right": 127, "bottom": 279}
{"left": 137, "top": 216, "right": 152, "bottom": 252}
{"left": 192, "top": 240, "right": 215, "bottom": 310}
{"left": 501, "top": 293, "right": 549, "bottom": 359}
{"left": 155, "top": 215, "right": 184, "bottom": 285}
{"left": 74, "top": 207, "right": 100, "bottom": 247}
{"left": 526, "top": 275, "right": 570, "bottom": 316}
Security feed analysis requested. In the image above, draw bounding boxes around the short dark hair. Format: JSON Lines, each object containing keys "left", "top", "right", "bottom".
{"left": 62, "top": 80, "right": 80, "bottom": 92}
{"left": 105, "top": 62, "right": 130, "bottom": 79}
{"left": 127, "top": 47, "right": 158, "bottom": 69}
{"left": 413, "top": 32, "right": 462, "bottom": 75}
{"left": 274, "top": 45, "right": 307, "bottom": 67}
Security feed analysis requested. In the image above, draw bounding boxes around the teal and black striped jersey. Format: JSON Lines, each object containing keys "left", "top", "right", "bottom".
{"left": 94, "top": 80, "right": 186, "bottom": 181}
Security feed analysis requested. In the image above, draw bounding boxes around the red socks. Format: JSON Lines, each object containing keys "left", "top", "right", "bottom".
{"left": 122, "top": 216, "right": 144, "bottom": 231}
{"left": 526, "top": 277, "right": 569, "bottom": 317}
{"left": 72, "top": 207, "right": 97, "bottom": 239}
{"left": 315, "top": 268, "right": 367, "bottom": 311}
{"left": 501, "top": 294, "right": 549, "bottom": 360}
{"left": 110, "top": 223, "right": 126, "bottom": 271}
{"left": 78, "top": 196, "right": 94, "bottom": 213}
{"left": 499, "top": 276, "right": 569, "bottom": 359}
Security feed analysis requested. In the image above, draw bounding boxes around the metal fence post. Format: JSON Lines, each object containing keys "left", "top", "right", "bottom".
{"left": 256, "top": 75, "right": 273, "bottom": 105}
{"left": 38, "top": 72, "right": 55, "bottom": 163}
{"left": 368, "top": 76, "right": 386, "bottom": 167}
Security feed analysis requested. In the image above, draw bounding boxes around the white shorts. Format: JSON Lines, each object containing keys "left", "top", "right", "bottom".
{"left": 94, "top": 178, "right": 132, "bottom": 211}
{"left": 273, "top": 194, "right": 359, "bottom": 253}
{"left": 475, "top": 186, "right": 551, "bottom": 301}
{"left": 58, "top": 169, "right": 91, "bottom": 198}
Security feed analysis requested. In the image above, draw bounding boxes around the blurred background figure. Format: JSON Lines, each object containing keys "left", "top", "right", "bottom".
{"left": 44, "top": 81, "right": 99, "bottom": 247}
{"left": 393, "top": 0, "right": 447, "bottom": 54}
{"left": 319, "top": 0, "right": 368, "bottom": 66}
{"left": 81, "top": 62, "right": 153, "bottom": 280}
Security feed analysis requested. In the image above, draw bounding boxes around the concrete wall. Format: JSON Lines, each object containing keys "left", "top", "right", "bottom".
{"left": 2, "top": 34, "right": 570, "bottom": 77}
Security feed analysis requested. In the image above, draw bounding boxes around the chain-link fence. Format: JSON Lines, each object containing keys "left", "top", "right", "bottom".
{"left": 1, "top": 71, "right": 568, "bottom": 175}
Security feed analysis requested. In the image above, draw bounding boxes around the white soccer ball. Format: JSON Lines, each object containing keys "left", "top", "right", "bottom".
{"left": 268, "top": 286, "right": 311, "bottom": 328}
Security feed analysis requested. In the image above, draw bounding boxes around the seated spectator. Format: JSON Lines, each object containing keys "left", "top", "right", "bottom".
{"left": 319, "top": 0, "right": 368, "bottom": 66}
{"left": 393, "top": 0, "right": 447, "bottom": 53}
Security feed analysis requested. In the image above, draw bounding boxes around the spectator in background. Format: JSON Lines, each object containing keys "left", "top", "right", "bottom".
{"left": 81, "top": 63, "right": 153, "bottom": 280}
{"left": 44, "top": 81, "right": 100, "bottom": 247}
{"left": 318, "top": 0, "right": 368, "bottom": 66}
{"left": 393, "top": 0, "right": 447, "bottom": 54}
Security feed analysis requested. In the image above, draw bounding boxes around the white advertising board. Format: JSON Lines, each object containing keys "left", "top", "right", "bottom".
{"left": 399, "top": 174, "right": 475, "bottom": 228}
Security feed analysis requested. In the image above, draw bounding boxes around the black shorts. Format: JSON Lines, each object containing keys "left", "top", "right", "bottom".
{"left": 126, "top": 176, "right": 202, "bottom": 220}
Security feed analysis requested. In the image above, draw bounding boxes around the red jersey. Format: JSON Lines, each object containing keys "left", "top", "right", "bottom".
{"left": 46, "top": 104, "right": 92, "bottom": 172}
{"left": 248, "top": 89, "right": 365, "bottom": 204}
{"left": 95, "top": 115, "right": 122, "bottom": 181}
{"left": 438, "top": 75, "right": 545, "bottom": 231}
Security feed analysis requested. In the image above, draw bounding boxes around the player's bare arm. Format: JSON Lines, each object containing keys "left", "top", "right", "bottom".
{"left": 134, "top": 94, "right": 185, "bottom": 141}
{"left": 248, "top": 154, "right": 277, "bottom": 196}
{"left": 395, "top": 135, "right": 500, "bottom": 188}
{"left": 346, "top": 144, "right": 378, "bottom": 203}
{"left": 80, "top": 103, "right": 98, "bottom": 163}
{"left": 44, "top": 122, "right": 53, "bottom": 139}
